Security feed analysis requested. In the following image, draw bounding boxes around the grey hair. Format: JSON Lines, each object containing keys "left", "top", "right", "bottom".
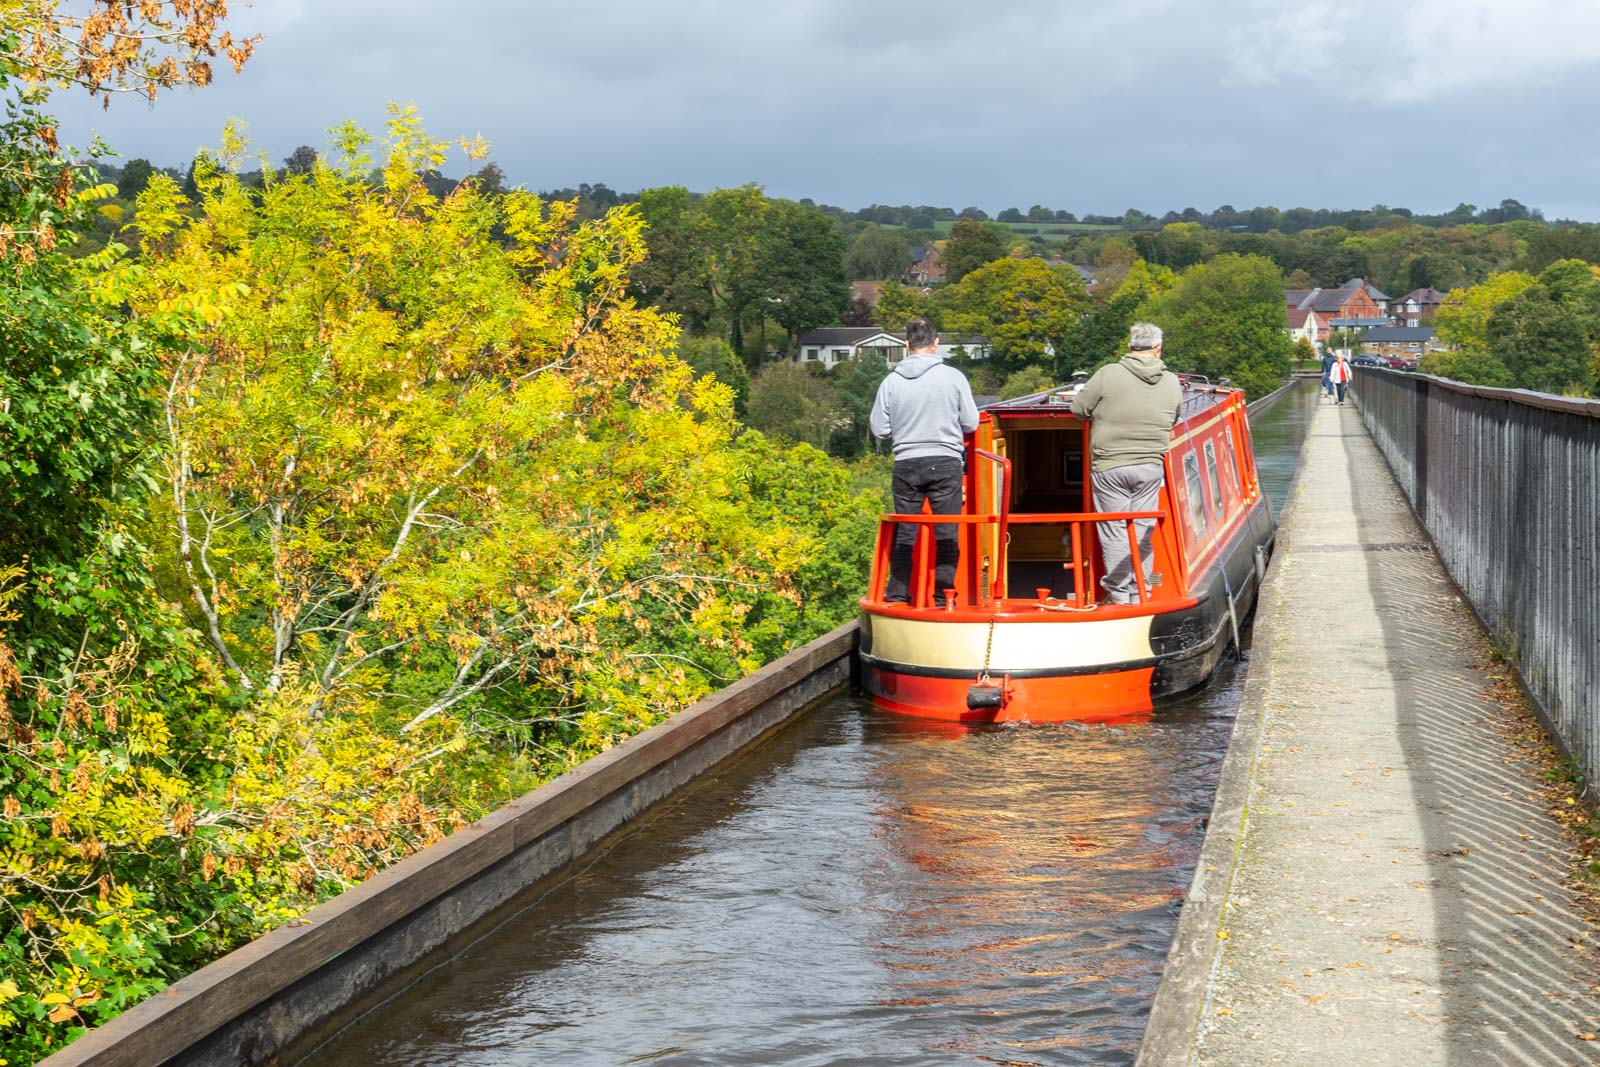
{"left": 1129, "top": 322, "right": 1163, "bottom": 351}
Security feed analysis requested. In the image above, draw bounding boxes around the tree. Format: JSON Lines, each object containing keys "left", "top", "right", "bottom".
{"left": 1434, "top": 271, "right": 1537, "bottom": 353}
{"left": 747, "top": 363, "right": 840, "bottom": 450}
{"left": 846, "top": 224, "right": 911, "bottom": 280}
{"left": 828, "top": 351, "right": 893, "bottom": 456}
{"left": 181, "top": 153, "right": 207, "bottom": 198}
{"left": 762, "top": 200, "right": 850, "bottom": 352}
{"left": 997, "top": 207, "right": 1024, "bottom": 223}
{"left": 872, "top": 281, "right": 933, "bottom": 331}
{"left": 695, "top": 184, "right": 771, "bottom": 354}
{"left": 1, "top": 1, "right": 257, "bottom": 104}
{"left": 471, "top": 160, "right": 507, "bottom": 194}
{"left": 939, "top": 258, "right": 1088, "bottom": 371}
{"left": 1138, "top": 253, "right": 1294, "bottom": 398}
{"left": 1483, "top": 260, "right": 1600, "bottom": 395}
{"left": 283, "top": 144, "right": 318, "bottom": 175}
{"left": 1000, "top": 365, "right": 1054, "bottom": 399}
{"left": 117, "top": 157, "right": 154, "bottom": 199}
{"left": 679, "top": 334, "right": 751, "bottom": 415}
{"left": 1057, "top": 259, "right": 1173, "bottom": 374}
{"left": 943, "top": 217, "right": 1007, "bottom": 284}
{"left": 632, "top": 185, "right": 715, "bottom": 331}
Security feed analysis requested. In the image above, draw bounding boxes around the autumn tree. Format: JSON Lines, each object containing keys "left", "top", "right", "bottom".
{"left": 2, "top": 1, "right": 256, "bottom": 102}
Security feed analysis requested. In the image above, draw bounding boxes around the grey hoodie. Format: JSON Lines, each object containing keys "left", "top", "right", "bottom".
{"left": 870, "top": 353, "right": 980, "bottom": 462}
{"left": 1070, "top": 353, "right": 1182, "bottom": 472}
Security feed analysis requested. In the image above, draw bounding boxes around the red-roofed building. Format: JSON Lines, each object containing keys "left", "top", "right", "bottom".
{"left": 1285, "top": 284, "right": 1386, "bottom": 342}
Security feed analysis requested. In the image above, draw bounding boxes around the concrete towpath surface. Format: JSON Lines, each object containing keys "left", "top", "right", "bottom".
{"left": 1153, "top": 398, "right": 1600, "bottom": 1066}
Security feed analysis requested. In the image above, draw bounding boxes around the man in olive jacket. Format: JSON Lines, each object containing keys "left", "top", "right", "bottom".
{"left": 1070, "top": 322, "right": 1183, "bottom": 605}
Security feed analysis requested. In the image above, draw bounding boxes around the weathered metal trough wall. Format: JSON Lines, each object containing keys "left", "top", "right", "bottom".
{"left": 1354, "top": 368, "right": 1600, "bottom": 793}
{"left": 40, "top": 624, "right": 858, "bottom": 1067}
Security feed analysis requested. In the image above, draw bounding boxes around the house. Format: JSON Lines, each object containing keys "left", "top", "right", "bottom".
{"left": 1286, "top": 284, "right": 1387, "bottom": 342}
{"left": 850, "top": 280, "right": 884, "bottom": 308}
{"left": 1285, "top": 307, "right": 1324, "bottom": 349}
{"left": 906, "top": 245, "right": 946, "bottom": 286}
{"left": 1344, "top": 277, "right": 1390, "bottom": 315}
{"left": 1390, "top": 287, "right": 1447, "bottom": 326}
{"left": 1360, "top": 325, "right": 1443, "bottom": 358}
{"left": 794, "top": 327, "right": 990, "bottom": 368}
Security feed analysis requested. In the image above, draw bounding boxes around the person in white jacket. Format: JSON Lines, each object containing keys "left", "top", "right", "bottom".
{"left": 1330, "top": 350, "right": 1353, "bottom": 405}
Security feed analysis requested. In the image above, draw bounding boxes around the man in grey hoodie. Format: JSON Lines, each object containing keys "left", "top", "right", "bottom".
{"left": 1070, "top": 322, "right": 1183, "bottom": 605}
{"left": 870, "top": 318, "right": 980, "bottom": 606}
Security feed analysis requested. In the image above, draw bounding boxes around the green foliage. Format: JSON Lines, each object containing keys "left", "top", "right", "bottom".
{"left": 999, "top": 366, "right": 1055, "bottom": 399}
{"left": 871, "top": 281, "right": 933, "bottom": 332}
{"left": 633, "top": 184, "right": 849, "bottom": 359}
{"left": 762, "top": 199, "right": 850, "bottom": 350}
{"left": 747, "top": 363, "right": 838, "bottom": 451}
{"left": 1429, "top": 263, "right": 1600, "bottom": 395}
{"left": 0, "top": 107, "right": 888, "bottom": 1063}
{"left": 1485, "top": 261, "right": 1600, "bottom": 395}
{"left": 1138, "top": 253, "right": 1294, "bottom": 398}
{"left": 943, "top": 217, "right": 1006, "bottom": 284}
{"left": 679, "top": 335, "right": 750, "bottom": 415}
{"left": 938, "top": 258, "right": 1087, "bottom": 372}
{"left": 846, "top": 224, "right": 911, "bottom": 281}
{"left": 1057, "top": 259, "right": 1172, "bottom": 375}
{"left": 114, "top": 158, "right": 153, "bottom": 200}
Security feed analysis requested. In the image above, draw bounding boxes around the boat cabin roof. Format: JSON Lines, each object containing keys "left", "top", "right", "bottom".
{"left": 981, "top": 376, "right": 1235, "bottom": 421}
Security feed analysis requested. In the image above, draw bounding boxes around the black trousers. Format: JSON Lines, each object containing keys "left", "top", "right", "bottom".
{"left": 885, "top": 455, "right": 963, "bottom": 605}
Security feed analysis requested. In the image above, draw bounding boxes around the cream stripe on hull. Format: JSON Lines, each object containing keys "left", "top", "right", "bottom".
{"left": 867, "top": 614, "right": 1156, "bottom": 673}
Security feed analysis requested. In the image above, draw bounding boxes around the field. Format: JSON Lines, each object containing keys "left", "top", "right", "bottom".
{"left": 926, "top": 219, "right": 1123, "bottom": 237}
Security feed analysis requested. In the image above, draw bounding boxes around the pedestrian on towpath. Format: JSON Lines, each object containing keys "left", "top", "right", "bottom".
{"left": 1330, "top": 350, "right": 1353, "bottom": 405}
{"left": 870, "top": 317, "right": 979, "bottom": 608}
{"left": 1070, "top": 322, "right": 1182, "bottom": 606}
{"left": 1321, "top": 347, "right": 1336, "bottom": 400}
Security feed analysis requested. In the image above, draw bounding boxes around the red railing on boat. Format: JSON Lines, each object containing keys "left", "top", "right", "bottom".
{"left": 866, "top": 506, "right": 1181, "bottom": 611}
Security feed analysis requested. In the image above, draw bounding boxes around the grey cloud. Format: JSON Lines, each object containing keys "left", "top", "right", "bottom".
{"left": 45, "top": 0, "right": 1600, "bottom": 218}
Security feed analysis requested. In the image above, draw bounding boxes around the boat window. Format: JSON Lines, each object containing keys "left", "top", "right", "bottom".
{"left": 1204, "top": 440, "right": 1226, "bottom": 520}
{"left": 1183, "top": 451, "right": 1208, "bottom": 537}
{"left": 1224, "top": 427, "right": 1243, "bottom": 493}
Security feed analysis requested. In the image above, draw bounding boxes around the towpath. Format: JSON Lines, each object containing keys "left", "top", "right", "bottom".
{"left": 1147, "top": 398, "right": 1600, "bottom": 1066}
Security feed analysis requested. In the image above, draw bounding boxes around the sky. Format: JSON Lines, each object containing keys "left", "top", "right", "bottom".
{"left": 50, "top": 0, "right": 1600, "bottom": 220}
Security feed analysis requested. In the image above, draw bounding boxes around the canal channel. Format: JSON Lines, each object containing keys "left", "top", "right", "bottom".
{"left": 302, "top": 381, "right": 1322, "bottom": 1067}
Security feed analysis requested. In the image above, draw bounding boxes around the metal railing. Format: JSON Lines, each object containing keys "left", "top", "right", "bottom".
{"left": 1354, "top": 368, "right": 1600, "bottom": 794}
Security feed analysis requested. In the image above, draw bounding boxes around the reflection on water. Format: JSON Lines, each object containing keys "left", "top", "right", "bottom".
{"left": 300, "top": 385, "right": 1319, "bottom": 1067}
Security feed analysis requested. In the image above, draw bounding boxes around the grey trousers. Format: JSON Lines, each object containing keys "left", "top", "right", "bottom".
{"left": 1090, "top": 463, "right": 1164, "bottom": 604}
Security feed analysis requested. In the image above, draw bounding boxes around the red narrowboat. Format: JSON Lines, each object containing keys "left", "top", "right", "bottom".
{"left": 858, "top": 377, "right": 1275, "bottom": 723}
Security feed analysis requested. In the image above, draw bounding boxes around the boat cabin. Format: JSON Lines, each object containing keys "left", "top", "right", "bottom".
{"left": 865, "top": 377, "right": 1265, "bottom": 613}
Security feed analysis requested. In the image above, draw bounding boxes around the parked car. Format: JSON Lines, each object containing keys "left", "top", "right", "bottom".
{"left": 1384, "top": 356, "right": 1419, "bottom": 371}
{"left": 1352, "top": 355, "right": 1384, "bottom": 368}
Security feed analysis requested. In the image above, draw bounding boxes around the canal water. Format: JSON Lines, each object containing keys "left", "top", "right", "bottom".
{"left": 304, "top": 382, "right": 1320, "bottom": 1067}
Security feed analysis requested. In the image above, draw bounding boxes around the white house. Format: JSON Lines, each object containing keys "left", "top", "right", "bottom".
{"left": 794, "top": 328, "right": 990, "bottom": 368}
{"left": 1285, "top": 307, "right": 1323, "bottom": 349}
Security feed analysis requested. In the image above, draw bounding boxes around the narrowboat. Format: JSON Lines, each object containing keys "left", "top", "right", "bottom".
{"left": 858, "top": 377, "right": 1275, "bottom": 723}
